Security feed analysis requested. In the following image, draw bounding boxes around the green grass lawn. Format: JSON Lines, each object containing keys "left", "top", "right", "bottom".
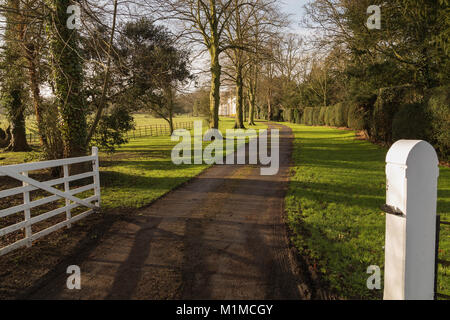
{"left": 283, "top": 123, "right": 450, "bottom": 300}
{"left": 0, "top": 114, "right": 207, "bottom": 141}
{"left": 99, "top": 117, "right": 268, "bottom": 208}
{"left": 132, "top": 114, "right": 206, "bottom": 127}
{"left": 0, "top": 114, "right": 204, "bottom": 128}
{"left": 0, "top": 116, "right": 37, "bottom": 135}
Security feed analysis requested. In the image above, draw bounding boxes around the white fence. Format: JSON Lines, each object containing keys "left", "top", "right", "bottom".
{"left": 0, "top": 147, "right": 101, "bottom": 256}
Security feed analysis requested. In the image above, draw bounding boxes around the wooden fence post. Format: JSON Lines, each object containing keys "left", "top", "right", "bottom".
{"left": 384, "top": 140, "right": 440, "bottom": 300}
{"left": 22, "top": 172, "right": 32, "bottom": 248}
{"left": 63, "top": 164, "right": 72, "bottom": 228}
{"left": 92, "top": 147, "right": 101, "bottom": 207}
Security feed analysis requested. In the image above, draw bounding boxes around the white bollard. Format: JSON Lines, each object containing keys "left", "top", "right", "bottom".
{"left": 383, "top": 140, "right": 440, "bottom": 300}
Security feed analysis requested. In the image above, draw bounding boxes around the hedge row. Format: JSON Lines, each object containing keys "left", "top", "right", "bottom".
{"left": 299, "top": 103, "right": 353, "bottom": 128}
{"left": 287, "top": 85, "right": 449, "bottom": 162}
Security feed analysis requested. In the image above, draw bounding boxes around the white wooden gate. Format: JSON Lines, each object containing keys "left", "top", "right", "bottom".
{"left": 0, "top": 147, "right": 101, "bottom": 256}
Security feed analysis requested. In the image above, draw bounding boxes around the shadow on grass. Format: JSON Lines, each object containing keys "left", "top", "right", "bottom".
{"left": 287, "top": 124, "right": 450, "bottom": 299}
{"left": 288, "top": 211, "right": 385, "bottom": 299}
{"left": 101, "top": 159, "right": 201, "bottom": 171}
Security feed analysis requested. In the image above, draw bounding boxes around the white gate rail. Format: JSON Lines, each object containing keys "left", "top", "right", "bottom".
{"left": 0, "top": 147, "right": 101, "bottom": 256}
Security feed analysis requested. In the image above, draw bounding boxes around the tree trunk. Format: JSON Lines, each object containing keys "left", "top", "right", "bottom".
{"left": 209, "top": 45, "right": 221, "bottom": 129}
{"left": 163, "top": 116, "right": 174, "bottom": 135}
{"left": 46, "top": 0, "right": 87, "bottom": 162}
{"left": 167, "top": 88, "right": 175, "bottom": 134}
{"left": 0, "top": 127, "right": 11, "bottom": 148}
{"left": 169, "top": 118, "right": 174, "bottom": 135}
{"left": 248, "top": 71, "right": 257, "bottom": 126}
{"left": 6, "top": 93, "right": 30, "bottom": 152}
{"left": 234, "top": 66, "right": 245, "bottom": 129}
{"left": 243, "top": 96, "right": 247, "bottom": 123}
{"left": 26, "top": 44, "right": 48, "bottom": 149}
{"left": 3, "top": 0, "right": 30, "bottom": 152}
{"left": 86, "top": 0, "right": 118, "bottom": 145}
{"left": 248, "top": 91, "right": 256, "bottom": 126}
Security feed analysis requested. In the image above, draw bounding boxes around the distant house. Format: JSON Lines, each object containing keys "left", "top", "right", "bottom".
{"left": 219, "top": 94, "right": 236, "bottom": 117}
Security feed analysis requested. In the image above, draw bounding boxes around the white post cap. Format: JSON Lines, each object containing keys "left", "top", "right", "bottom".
{"left": 386, "top": 140, "right": 439, "bottom": 173}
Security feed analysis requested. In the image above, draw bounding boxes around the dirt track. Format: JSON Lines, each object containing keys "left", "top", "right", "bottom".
{"left": 25, "top": 123, "right": 313, "bottom": 300}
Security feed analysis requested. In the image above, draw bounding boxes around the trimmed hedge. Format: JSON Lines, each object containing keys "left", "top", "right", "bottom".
{"left": 327, "top": 106, "right": 336, "bottom": 126}
{"left": 324, "top": 107, "right": 330, "bottom": 126}
{"left": 341, "top": 104, "right": 350, "bottom": 127}
{"left": 287, "top": 109, "right": 294, "bottom": 123}
{"left": 392, "top": 103, "right": 430, "bottom": 141}
{"left": 312, "top": 107, "right": 320, "bottom": 126}
{"left": 304, "top": 107, "right": 313, "bottom": 125}
{"left": 293, "top": 109, "right": 301, "bottom": 124}
{"left": 318, "top": 107, "right": 327, "bottom": 126}
{"left": 282, "top": 85, "right": 447, "bottom": 161}
{"left": 426, "top": 86, "right": 450, "bottom": 161}
{"left": 334, "top": 103, "right": 347, "bottom": 127}
{"left": 371, "top": 85, "right": 415, "bottom": 144}
{"left": 347, "top": 104, "right": 366, "bottom": 130}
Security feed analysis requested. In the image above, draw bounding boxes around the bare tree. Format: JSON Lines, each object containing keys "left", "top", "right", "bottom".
{"left": 151, "top": 0, "right": 251, "bottom": 129}
{"left": 244, "top": 1, "right": 284, "bottom": 125}
{"left": 306, "top": 57, "right": 331, "bottom": 107}
{"left": 275, "top": 34, "right": 304, "bottom": 84}
{"left": 222, "top": 0, "right": 254, "bottom": 129}
{"left": 222, "top": 0, "right": 284, "bottom": 127}
{"left": 85, "top": 0, "right": 119, "bottom": 145}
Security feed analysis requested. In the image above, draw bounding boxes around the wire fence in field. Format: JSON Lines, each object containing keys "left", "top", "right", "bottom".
{"left": 123, "top": 121, "right": 195, "bottom": 140}
{"left": 26, "top": 121, "right": 196, "bottom": 145}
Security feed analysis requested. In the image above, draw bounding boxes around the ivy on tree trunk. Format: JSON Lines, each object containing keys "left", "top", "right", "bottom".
{"left": 1, "top": 0, "right": 30, "bottom": 152}
{"left": 46, "top": 0, "right": 87, "bottom": 159}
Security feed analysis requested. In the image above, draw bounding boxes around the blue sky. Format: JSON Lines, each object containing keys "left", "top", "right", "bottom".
{"left": 189, "top": 0, "right": 312, "bottom": 88}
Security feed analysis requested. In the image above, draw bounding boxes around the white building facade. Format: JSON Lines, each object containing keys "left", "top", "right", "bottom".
{"left": 219, "top": 96, "right": 237, "bottom": 117}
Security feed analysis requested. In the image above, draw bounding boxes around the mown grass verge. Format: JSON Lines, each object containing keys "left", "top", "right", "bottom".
{"left": 283, "top": 123, "right": 450, "bottom": 300}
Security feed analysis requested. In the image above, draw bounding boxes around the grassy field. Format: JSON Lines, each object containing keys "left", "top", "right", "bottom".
{"left": 132, "top": 114, "right": 206, "bottom": 127}
{"left": 0, "top": 114, "right": 207, "bottom": 137}
{"left": 99, "top": 117, "right": 267, "bottom": 209}
{"left": 283, "top": 123, "right": 450, "bottom": 299}
{"left": 0, "top": 114, "right": 204, "bottom": 126}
